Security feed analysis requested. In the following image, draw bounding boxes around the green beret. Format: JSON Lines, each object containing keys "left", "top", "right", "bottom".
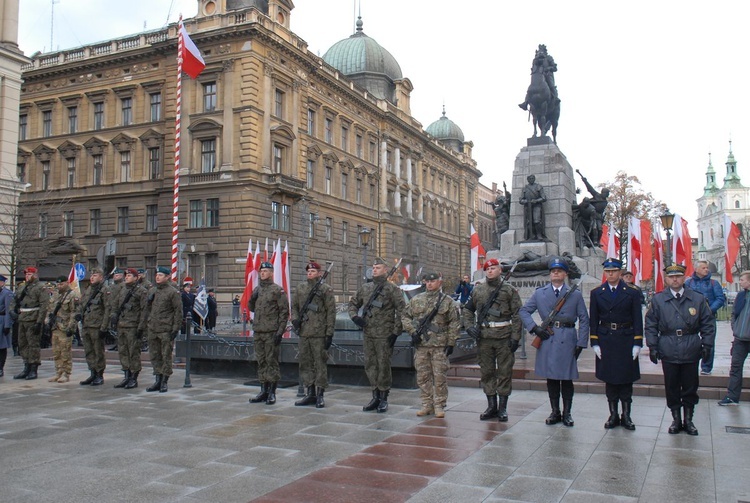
{"left": 156, "top": 266, "right": 171, "bottom": 275}
{"left": 373, "top": 257, "right": 387, "bottom": 266}
{"left": 422, "top": 271, "right": 441, "bottom": 281}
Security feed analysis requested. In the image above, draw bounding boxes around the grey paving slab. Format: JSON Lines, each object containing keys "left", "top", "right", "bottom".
{"left": 488, "top": 474, "right": 573, "bottom": 503}
{"left": 406, "top": 481, "right": 494, "bottom": 502}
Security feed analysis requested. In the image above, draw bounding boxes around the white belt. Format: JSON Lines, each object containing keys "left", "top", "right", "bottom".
{"left": 20, "top": 307, "right": 40, "bottom": 312}
{"left": 486, "top": 321, "right": 512, "bottom": 328}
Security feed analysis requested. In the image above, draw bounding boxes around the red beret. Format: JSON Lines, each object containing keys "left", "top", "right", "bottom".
{"left": 24, "top": 266, "right": 38, "bottom": 274}
{"left": 483, "top": 258, "right": 500, "bottom": 271}
{"left": 125, "top": 268, "right": 139, "bottom": 276}
{"left": 306, "top": 261, "right": 322, "bottom": 271}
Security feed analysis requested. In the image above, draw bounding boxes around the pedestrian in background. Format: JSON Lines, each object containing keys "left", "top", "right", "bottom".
{"left": 0, "top": 274, "right": 13, "bottom": 377}
{"left": 685, "top": 259, "right": 724, "bottom": 375}
{"left": 718, "top": 270, "right": 750, "bottom": 406}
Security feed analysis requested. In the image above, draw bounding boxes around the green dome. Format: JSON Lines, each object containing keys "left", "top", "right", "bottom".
{"left": 426, "top": 109, "right": 465, "bottom": 143}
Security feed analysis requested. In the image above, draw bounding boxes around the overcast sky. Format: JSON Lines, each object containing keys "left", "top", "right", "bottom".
{"left": 17, "top": 0, "right": 750, "bottom": 234}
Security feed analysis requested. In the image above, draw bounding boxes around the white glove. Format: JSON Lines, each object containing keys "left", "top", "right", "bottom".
{"left": 632, "top": 346, "right": 641, "bottom": 360}
{"left": 593, "top": 345, "right": 601, "bottom": 359}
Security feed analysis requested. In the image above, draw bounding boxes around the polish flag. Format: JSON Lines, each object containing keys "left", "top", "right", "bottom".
{"left": 724, "top": 214, "right": 741, "bottom": 283}
{"left": 263, "top": 238, "right": 269, "bottom": 262}
{"left": 282, "top": 240, "right": 291, "bottom": 313}
{"left": 653, "top": 219, "right": 665, "bottom": 292}
{"left": 470, "top": 224, "right": 485, "bottom": 279}
{"left": 239, "top": 239, "right": 258, "bottom": 324}
{"left": 68, "top": 263, "right": 81, "bottom": 297}
{"left": 628, "top": 217, "right": 653, "bottom": 284}
{"left": 672, "top": 214, "right": 694, "bottom": 276}
{"left": 179, "top": 24, "right": 206, "bottom": 79}
{"left": 272, "top": 239, "right": 283, "bottom": 287}
{"left": 401, "top": 264, "right": 411, "bottom": 283}
{"left": 600, "top": 223, "right": 621, "bottom": 281}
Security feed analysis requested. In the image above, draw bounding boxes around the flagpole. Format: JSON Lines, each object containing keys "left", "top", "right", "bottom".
{"left": 172, "top": 16, "right": 184, "bottom": 282}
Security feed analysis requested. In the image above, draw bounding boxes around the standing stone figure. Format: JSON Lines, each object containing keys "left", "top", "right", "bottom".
{"left": 486, "top": 182, "right": 512, "bottom": 249}
{"left": 520, "top": 174, "right": 547, "bottom": 241}
{"left": 577, "top": 170, "right": 609, "bottom": 244}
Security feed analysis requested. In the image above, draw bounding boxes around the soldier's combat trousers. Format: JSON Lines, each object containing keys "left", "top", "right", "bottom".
{"left": 82, "top": 327, "right": 106, "bottom": 373}
{"left": 415, "top": 346, "right": 449, "bottom": 409}
{"left": 148, "top": 331, "right": 174, "bottom": 377}
{"left": 298, "top": 336, "right": 328, "bottom": 389}
{"left": 364, "top": 336, "right": 392, "bottom": 391}
{"left": 117, "top": 327, "right": 142, "bottom": 373}
{"left": 18, "top": 320, "right": 42, "bottom": 365}
{"left": 254, "top": 332, "right": 281, "bottom": 383}
{"left": 478, "top": 337, "right": 515, "bottom": 397}
{"left": 51, "top": 329, "right": 73, "bottom": 376}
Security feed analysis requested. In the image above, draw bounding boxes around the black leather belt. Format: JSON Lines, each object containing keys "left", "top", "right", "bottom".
{"left": 552, "top": 321, "right": 575, "bottom": 328}
{"left": 665, "top": 330, "right": 695, "bottom": 336}
{"left": 601, "top": 322, "right": 632, "bottom": 330}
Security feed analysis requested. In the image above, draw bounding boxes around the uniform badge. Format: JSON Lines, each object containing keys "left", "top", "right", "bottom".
{"left": 688, "top": 307, "right": 696, "bottom": 316}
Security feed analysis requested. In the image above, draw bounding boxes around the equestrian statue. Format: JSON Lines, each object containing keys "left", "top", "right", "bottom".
{"left": 519, "top": 44, "right": 560, "bottom": 143}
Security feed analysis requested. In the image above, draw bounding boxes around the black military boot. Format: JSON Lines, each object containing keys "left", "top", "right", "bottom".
{"left": 497, "top": 396, "right": 509, "bottom": 422}
{"left": 114, "top": 370, "right": 130, "bottom": 388}
{"left": 604, "top": 400, "right": 620, "bottom": 429}
{"left": 545, "top": 397, "right": 562, "bottom": 425}
{"left": 25, "top": 364, "right": 38, "bottom": 380}
{"left": 295, "top": 385, "right": 316, "bottom": 406}
{"left": 315, "top": 387, "right": 325, "bottom": 409}
{"left": 249, "top": 383, "right": 268, "bottom": 403}
{"left": 668, "top": 407, "right": 682, "bottom": 434}
{"left": 376, "top": 390, "right": 389, "bottom": 413}
{"left": 146, "top": 374, "right": 162, "bottom": 392}
{"left": 13, "top": 362, "right": 30, "bottom": 379}
{"left": 266, "top": 382, "right": 277, "bottom": 405}
{"left": 125, "top": 371, "right": 139, "bottom": 389}
{"left": 80, "top": 370, "right": 97, "bottom": 385}
{"left": 620, "top": 401, "right": 635, "bottom": 430}
{"left": 683, "top": 405, "right": 698, "bottom": 436}
{"left": 363, "top": 389, "right": 380, "bottom": 411}
{"left": 562, "top": 399, "right": 574, "bottom": 427}
{"left": 480, "top": 394, "right": 498, "bottom": 421}
{"left": 91, "top": 371, "right": 104, "bottom": 386}
{"left": 160, "top": 375, "right": 169, "bottom": 393}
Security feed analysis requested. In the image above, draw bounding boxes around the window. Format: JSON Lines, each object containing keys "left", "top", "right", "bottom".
{"left": 42, "top": 161, "right": 50, "bottom": 190}
{"left": 282, "top": 204, "right": 290, "bottom": 232}
{"left": 271, "top": 202, "right": 280, "bottom": 230}
{"left": 68, "top": 106, "right": 78, "bottom": 133}
{"left": 369, "top": 183, "right": 376, "bottom": 207}
{"left": 341, "top": 172, "right": 348, "bottom": 199}
{"left": 308, "top": 213, "right": 316, "bottom": 238}
{"left": 356, "top": 178, "right": 362, "bottom": 204}
{"left": 93, "top": 154, "right": 103, "bottom": 185}
{"left": 736, "top": 200, "right": 741, "bottom": 209}
{"left": 67, "top": 158, "right": 75, "bottom": 188}
{"left": 189, "top": 200, "right": 204, "bottom": 228}
{"left": 203, "top": 82, "right": 217, "bottom": 111}
{"left": 342, "top": 221, "right": 348, "bottom": 245}
{"left": 325, "top": 217, "right": 332, "bottom": 241}
{"left": 357, "top": 225, "right": 364, "bottom": 247}
{"left": 274, "top": 89, "right": 284, "bottom": 118}
{"left": 306, "top": 159, "right": 315, "bottom": 189}
{"left": 63, "top": 211, "right": 74, "bottom": 237}
{"left": 201, "top": 139, "right": 216, "bottom": 173}
{"left": 325, "top": 167, "right": 332, "bottom": 195}
{"left": 39, "top": 213, "right": 48, "bottom": 238}
{"left": 17, "top": 163, "right": 25, "bottom": 183}
{"left": 121, "top": 97, "right": 132, "bottom": 125}
{"left": 307, "top": 108, "right": 316, "bottom": 136}
{"left": 325, "top": 118, "right": 333, "bottom": 143}
{"left": 271, "top": 202, "right": 290, "bottom": 231}
{"left": 117, "top": 206, "right": 129, "bottom": 233}
{"left": 144, "top": 256, "right": 157, "bottom": 283}
{"left": 341, "top": 126, "right": 349, "bottom": 151}
{"left": 392, "top": 232, "right": 397, "bottom": 253}
{"left": 386, "top": 150, "right": 393, "bottom": 173}
{"left": 207, "top": 198, "right": 219, "bottom": 227}
{"left": 19, "top": 114, "right": 27, "bottom": 140}
{"left": 146, "top": 204, "right": 158, "bottom": 232}
{"left": 42, "top": 110, "right": 52, "bottom": 137}
{"left": 148, "top": 147, "right": 161, "bottom": 179}
{"left": 273, "top": 144, "right": 283, "bottom": 173}
{"left": 356, "top": 134, "right": 363, "bottom": 158}
{"left": 150, "top": 92, "right": 162, "bottom": 121}
{"left": 120, "top": 151, "right": 131, "bottom": 182}
{"left": 206, "top": 253, "right": 219, "bottom": 287}
{"left": 369, "top": 141, "right": 376, "bottom": 163}
{"left": 93, "top": 102, "right": 104, "bottom": 130}
{"left": 89, "top": 209, "right": 101, "bottom": 235}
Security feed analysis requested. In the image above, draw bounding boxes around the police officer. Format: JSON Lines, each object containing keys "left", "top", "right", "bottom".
{"left": 462, "top": 258, "right": 522, "bottom": 422}
{"left": 77, "top": 268, "right": 110, "bottom": 386}
{"left": 404, "top": 271, "right": 460, "bottom": 418}
{"left": 349, "top": 257, "right": 405, "bottom": 413}
{"left": 180, "top": 278, "right": 195, "bottom": 336}
{"left": 589, "top": 258, "right": 644, "bottom": 430}
{"left": 248, "top": 262, "right": 289, "bottom": 405}
{"left": 520, "top": 258, "right": 589, "bottom": 426}
{"left": 646, "top": 264, "right": 715, "bottom": 435}
{"left": 292, "top": 261, "right": 335, "bottom": 408}
{"left": 144, "top": 266, "right": 182, "bottom": 393}
{"left": 11, "top": 266, "right": 49, "bottom": 380}
{"left": 46, "top": 276, "right": 79, "bottom": 383}
{"left": 111, "top": 268, "right": 147, "bottom": 389}
{"left": 0, "top": 274, "right": 13, "bottom": 377}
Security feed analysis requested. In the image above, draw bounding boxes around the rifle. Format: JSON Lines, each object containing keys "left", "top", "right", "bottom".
{"left": 45, "top": 289, "right": 73, "bottom": 340}
{"left": 10, "top": 283, "right": 30, "bottom": 322}
{"left": 292, "top": 262, "right": 334, "bottom": 333}
{"left": 468, "top": 262, "right": 518, "bottom": 340}
{"left": 110, "top": 285, "right": 137, "bottom": 335}
{"left": 359, "top": 258, "right": 403, "bottom": 326}
{"left": 412, "top": 292, "right": 446, "bottom": 346}
{"left": 531, "top": 280, "right": 581, "bottom": 349}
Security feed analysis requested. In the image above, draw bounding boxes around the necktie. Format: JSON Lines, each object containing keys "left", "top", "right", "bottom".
{"left": 554, "top": 289, "right": 560, "bottom": 298}
{"left": 676, "top": 293, "right": 681, "bottom": 300}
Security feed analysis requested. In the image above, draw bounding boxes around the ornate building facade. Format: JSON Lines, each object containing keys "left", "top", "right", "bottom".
{"left": 16, "top": 0, "right": 482, "bottom": 300}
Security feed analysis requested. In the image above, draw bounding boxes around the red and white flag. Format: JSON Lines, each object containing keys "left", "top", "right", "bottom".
{"left": 724, "top": 214, "right": 741, "bottom": 283}
{"left": 672, "top": 214, "right": 694, "bottom": 276}
{"left": 282, "top": 240, "right": 291, "bottom": 314}
{"left": 653, "top": 219, "right": 665, "bottom": 292}
{"left": 628, "top": 217, "right": 653, "bottom": 284}
{"left": 68, "top": 263, "right": 81, "bottom": 297}
{"left": 239, "top": 239, "right": 257, "bottom": 323}
{"left": 401, "top": 264, "right": 411, "bottom": 283}
{"left": 600, "top": 223, "right": 621, "bottom": 281}
{"left": 272, "top": 239, "right": 283, "bottom": 287}
{"left": 470, "top": 224, "right": 485, "bottom": 279}
{"left": 179, "top": 24, "right": 206, "bottom": 79}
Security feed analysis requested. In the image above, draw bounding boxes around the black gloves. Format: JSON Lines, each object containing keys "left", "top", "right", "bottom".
{"left": 99, "top": 329, "right": 109, "bottom": 339}
{"left": 444, "top": 345, "right": 454, "bottom": 356}
{"left": 291, "top": 319, "right": 301, "bottom": 332}
{"left": 250, "top": 290, "right": 260, "bottom": 302}
{"left": 351, "top": 316, "right": 366, "bottom": 328}
{"left": 531, "top": 326, "right": 550, "bottom": 340}
{"left": 66, "top": 328, "right": 75, "bottom": 338}
{"left": 387, "top": 333, "right": 399, "bottom": 348}
{"left": 649, "top": 348, "right": 660, "bottom": 364}
{"left": 74, "top": 313, "right": 82, "bottom": 322}
{"left": 466, "top": 326, "right": 481, "bottom": 341}
{"left": 171, "top": 330, "right": 179, "bottom": 341}
{"left": 324, "top": 336, "right": 333, "bottom": 350}
{"left": 508, "top": 339, "right": 520, "bottom": 353}
{"left": 574, "top": 346, "right": 583, "bottom": 360}
{"left": 411, "top": 333, "right": 421, "bottom": 347}
{"left": 2, "top": 327, "right": 10, "bottom": 336}
{"left": 701, "top": 345, "right": 711, "bottom": 362}
{"left": 34, "top": 322, "right": 43, "bottom": 333}
{"left": 273, "top": 332, "right": 283, "bottom": 346}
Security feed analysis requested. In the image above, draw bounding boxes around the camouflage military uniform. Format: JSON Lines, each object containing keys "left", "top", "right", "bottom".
{"left": 403, "top": 290, "right": 460, "bottom": 414}
{"left": 462, "top": 277, "right": 522, "bottom": 398}
{"left": 111, "top": 283, "right": 147, "bottom": 374}
{"left": 145, "top": 281, "right": 182, "bottom": 377}
{"left": 348, "top": 276, "right": 405, "bottom": 392}
{"left": 249, "top": 278, "right": 289, "bottom": 384}
{"left": 292, "top": 278, "right": 335, "bottom": 390}
{"left": 11, "top": 278, "right": 49, "bottom": 366}
{"left": 79, "top": 282, "right": 110, "bottom": 376}
{"left": 47, "top": 285, "right": 79, "bottom": 381}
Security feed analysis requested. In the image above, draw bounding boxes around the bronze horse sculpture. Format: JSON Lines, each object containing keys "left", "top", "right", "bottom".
{"left": 519, "top": 47, "right": 560, "bottom": 143}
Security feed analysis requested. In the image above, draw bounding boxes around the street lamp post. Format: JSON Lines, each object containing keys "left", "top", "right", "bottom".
{"left": 660, "top": 211, "right": 675, "bottom": 266}
{"left": 360, "top": 227, "right": 371, "bottom": 283}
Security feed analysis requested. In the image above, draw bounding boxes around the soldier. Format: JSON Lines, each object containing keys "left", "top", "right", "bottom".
{"left": 404, "top": 271, "right": 460, "bottom": 418}
{"left": 137, "top": 268, "right": 152, "bottom": 291}
{"left": 144, "top": 266, "right": 182, "bottom": 393}
{"left": 0, "top": 274, "right": 12, "bottom": 377}
{"left": 11, "top": 267, "right": 49, "bottom": 380}
{"left": 77, "top": 268, "right": 110, "bottom": 386}
{"left": 462, "top": 258, "right": 522, "bottom": 422}
{"left": 520, "top": 258, "right": 589, "bottom": 427}
{"left": 348, "top": 257, "right": 405, "bottom": 413}
{"left": 589, "top": 258, "right": 644, "bottom": 430}
{"left": 248, "top": 262, "right": 288, "bottom": 405}
{"left": 292, "top": 261, "right": 336, "bottom": 408}
{"left": 111, "top": 268, "right": 147, "bottom": 389}
{"left": 104, "top": 268, "right": 125, "bottom": 347}
{"left": 180, "top": 278, "right": 195, "bottom": 335}
{"left": 45, "top": 276, "right": 79, "bottom": 383}
{"left": 622, "top": 270, "right": 647, "bottom": 306}
{"left": 645, "top": 264, "right": 715, "bottom": 435}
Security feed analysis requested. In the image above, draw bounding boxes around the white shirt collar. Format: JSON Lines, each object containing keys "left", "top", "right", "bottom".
{"left": 671, "top": 288, "right": 685, "bottom": 298}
